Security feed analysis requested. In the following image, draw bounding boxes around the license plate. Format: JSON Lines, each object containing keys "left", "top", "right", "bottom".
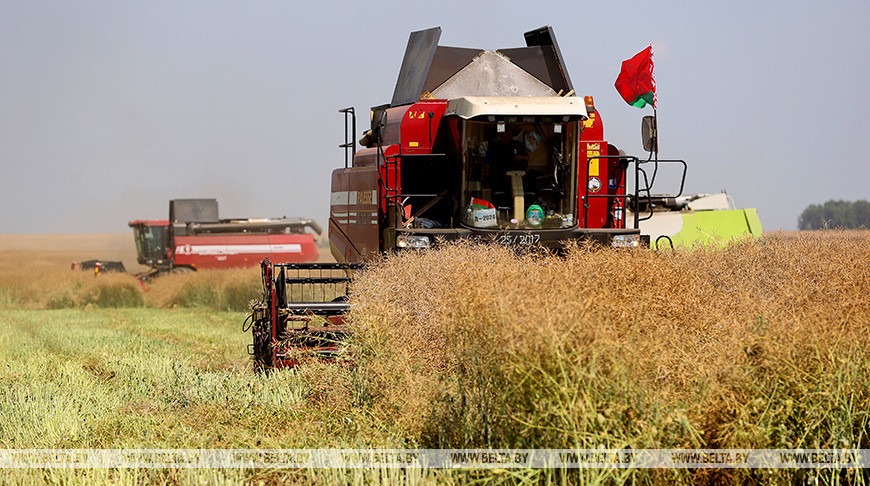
{"left": 498, "top": 233, "right": 541, "bottom": 245}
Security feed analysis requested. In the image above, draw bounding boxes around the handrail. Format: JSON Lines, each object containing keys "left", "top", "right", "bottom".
{"left": 581, "top": 155, "right": 687, "bottom": 229}
{"left": 339, "top": 107, "right": 356, "bottom": 169}
{"left": 639, "top": 158, "right": 687, "bottom": 199}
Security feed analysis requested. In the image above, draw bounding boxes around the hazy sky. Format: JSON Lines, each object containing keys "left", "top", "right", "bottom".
{"left": 1, "top": 1, "right": 868, "bottom": 234}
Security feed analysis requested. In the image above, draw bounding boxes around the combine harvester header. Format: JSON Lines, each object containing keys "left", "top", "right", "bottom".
{"left": 634, "top": 192, "right": 762, "bottom": 249}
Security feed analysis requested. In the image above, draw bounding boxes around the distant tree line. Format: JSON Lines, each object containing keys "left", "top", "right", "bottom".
{"left": 798, "top": 200, "right": 870, "bottom": 230}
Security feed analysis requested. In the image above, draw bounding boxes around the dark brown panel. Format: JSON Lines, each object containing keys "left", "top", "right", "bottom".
{"left": 422, "top": 46, "right": 484, "bottom": 95}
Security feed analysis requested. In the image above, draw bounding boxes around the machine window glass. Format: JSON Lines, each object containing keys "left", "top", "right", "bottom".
{"left": 133, "top": 227, "right": 145, "bottom": 257}
{"left": 148, "top": 226, "right": 168, "bottom": 257}
{"left": 461, "top": 120, "right": 577, "bottom": 229}
{"left": 133, "top": 225, "right": 168, "bottom": 260}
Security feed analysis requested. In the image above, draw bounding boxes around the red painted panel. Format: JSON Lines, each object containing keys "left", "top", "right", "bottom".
{"left": 581, "top": 141, "right": 609, "bottom": 228}
{"left": 172, "top": 233, "right": 318, "bottom": 269}
{"left": 578, "top": 107, "right": 621, "bottom": 229}
{"left": 400, "top": 100, "right": 448, "bottom": 154}
{"left": 128, "top": 220, "right": 169, "bottom": 226}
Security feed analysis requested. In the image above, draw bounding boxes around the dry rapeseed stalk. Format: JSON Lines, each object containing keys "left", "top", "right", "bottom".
{"left": 347, "top": 231, "right": 870, "bottom": 448}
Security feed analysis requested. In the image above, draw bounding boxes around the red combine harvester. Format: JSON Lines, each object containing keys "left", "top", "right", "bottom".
{"left": 248, "top": 26, "right": 685, "bottom": 369}
{"left": 129, "top": 198, "right": 321, "bottom": 278}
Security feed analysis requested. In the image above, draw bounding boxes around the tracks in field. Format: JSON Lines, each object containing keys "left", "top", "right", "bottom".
{"left": 6, "top": 311, "right": 124, "bottom": 385}
{"left": 1, "top": 309, "right": 245, "bottom": 387}
{"left": 102, "top": 310, "right": 248, "bottom": 371}
{"left": 0, "top": 309, "right": 318, "bottom": 452}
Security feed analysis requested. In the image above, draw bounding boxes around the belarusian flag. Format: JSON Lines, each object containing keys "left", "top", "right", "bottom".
{"left": 471, "top": 197, "right": 495, "bottom": 209}
{"left": 614, "top": 45, "right": 656, "bottom": 109}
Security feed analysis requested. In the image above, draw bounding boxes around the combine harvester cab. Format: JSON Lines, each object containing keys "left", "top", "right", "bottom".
{"left": 130, "top": 198, "right": 322, "bottom": 277}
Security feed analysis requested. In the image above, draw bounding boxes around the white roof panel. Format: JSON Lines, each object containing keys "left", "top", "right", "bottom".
{"left": 445, "top": 96, "right": 588, "bottom": 119}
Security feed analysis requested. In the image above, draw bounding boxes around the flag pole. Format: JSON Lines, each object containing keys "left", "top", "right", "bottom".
{"left": 651, "top": 41, "right": 657, "bottom": 161}
{"left": 653, "top": 106, "right": 658, "bottom": 161}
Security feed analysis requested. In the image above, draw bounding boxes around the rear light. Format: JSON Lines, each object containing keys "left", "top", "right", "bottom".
{"left": 397, "top": 234, "right": 431, "bottom": 249}
{"left": 612, "top": 234, "right": 640, "bottom": 248}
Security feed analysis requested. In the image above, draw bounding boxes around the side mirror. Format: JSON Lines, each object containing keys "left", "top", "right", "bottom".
{"left": 371, "top": 104, "right": 389, "bottom": 144}
{"left": 641, "top": 115, "right": 657, "bottom": 153}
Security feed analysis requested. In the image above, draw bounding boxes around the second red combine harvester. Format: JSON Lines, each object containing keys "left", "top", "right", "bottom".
{"left": 248, "top": 26, "right": 685, "bottom": 369}
{"left": 130, "top": 198, "right": 321, "bottom": 278}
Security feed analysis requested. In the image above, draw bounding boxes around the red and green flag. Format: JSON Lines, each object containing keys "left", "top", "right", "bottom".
{"left": 614, "top": 45, "right": 656, "bottom": 109}
{"left": 470, "top": 197, "right": 495, "bottom": 209}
